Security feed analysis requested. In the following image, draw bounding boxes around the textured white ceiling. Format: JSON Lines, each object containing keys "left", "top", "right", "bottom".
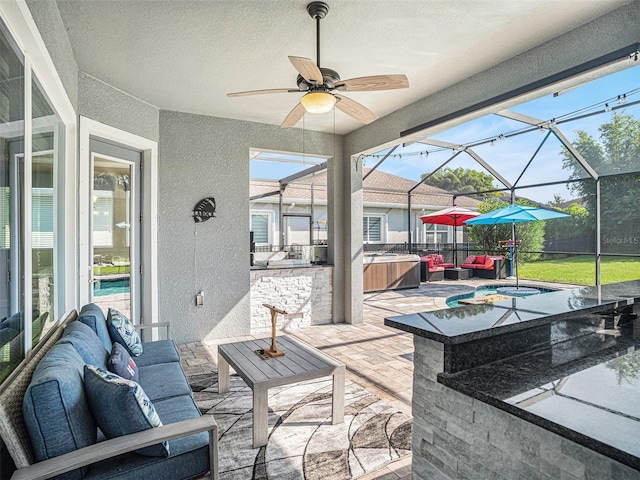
{"left": 56, "top": 0, "right": 629, "bottom": 134}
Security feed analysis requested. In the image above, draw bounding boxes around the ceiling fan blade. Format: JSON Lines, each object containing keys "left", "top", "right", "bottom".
{"left": 335, "top": 74, "right": 409, "bottom": 92}
{"left": 227, "top": 88, "right": 299, "bottom": 97}
{"left": 281, "top": 102, "right": 306, "bottom": 128}
{"left": 288, "top": 56, "right": 324, "bottom": 85}
{"left": 334, "top": 94, "right": 378, "bottom": 124}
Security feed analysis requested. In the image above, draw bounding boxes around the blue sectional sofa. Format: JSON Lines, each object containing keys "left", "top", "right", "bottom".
{"left": 0, "top": 304, "right": 218, "bottom": 480}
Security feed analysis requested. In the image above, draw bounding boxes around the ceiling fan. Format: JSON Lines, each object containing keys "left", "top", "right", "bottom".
{"left": 227, "top": 1, "right": 409, "bottom": 128}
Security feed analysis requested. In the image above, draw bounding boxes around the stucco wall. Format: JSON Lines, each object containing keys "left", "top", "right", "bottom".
{"left": 158, "top": 111, "right": 341, "bottom": 343}
{"left": 26, "top": 0, "right": 79, "bottom": 110}
{"left": 78, "top": 72, "right": 160, "bottom": 142}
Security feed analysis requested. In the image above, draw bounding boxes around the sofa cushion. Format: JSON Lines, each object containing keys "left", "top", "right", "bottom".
{"left": 78, "top": 303, "right": 112, "bottom": 352}
{"left": 107, "top": 308, "right": 143, "bottom": 357}
{"left": 23, "top": 342, "right": 96, "bottom": 480}
{"left": 152, "top": 394, "right": 208, "bottom": 454}
{"left": 473, "top": 255, "right": 487, "bottom": 264}
{"left": 59, "top": 320, "right": 110, "bottom": 370}
{"left": 83, "top": 365, "right": 169, "bottom": 457}
{"left": 135, "top": 340, "right": 181, "bottom": 368}
{"left": 83, "top": 395, "right": 209, "bottom": 480}
{"left": 108, "top": 342, "right": 139, "bottom": 382}
{"left": 462, "top": 255, "right": 476, "bottom": 265}
{"left": 138, "top": 362, "right": 193, "bottom": 402}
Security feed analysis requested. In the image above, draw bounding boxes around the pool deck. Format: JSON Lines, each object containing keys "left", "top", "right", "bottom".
{"left": 362, "top": 278, "right": 576, "bottom": 323}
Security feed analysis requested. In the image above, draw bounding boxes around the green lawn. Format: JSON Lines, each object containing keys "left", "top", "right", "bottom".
{"left": 519, "top": 256, "right": 640, "bottom": 285}
{"left": 93, "top": 264, "right": 130, "bottom": 276}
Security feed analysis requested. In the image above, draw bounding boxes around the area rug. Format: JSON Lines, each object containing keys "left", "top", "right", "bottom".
{"left": 187, "top": 370, "right": 412, "bottom": 480}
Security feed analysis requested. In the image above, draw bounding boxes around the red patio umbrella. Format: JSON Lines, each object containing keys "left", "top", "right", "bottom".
{"left": 420, "top": 205, "right": 479, "bottom": 267}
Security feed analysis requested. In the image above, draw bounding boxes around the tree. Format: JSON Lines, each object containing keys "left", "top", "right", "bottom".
{"left": 544, "top": 202, "right": 592, "bottom": 252}
{"left": 560, "top": 112, "right": 640, "bottom": 255}
{"left": 466, "top": 197, "right": 545, "bottom": 263}
{"left": 421, "top": 167, "right": 496, "bottom": 194}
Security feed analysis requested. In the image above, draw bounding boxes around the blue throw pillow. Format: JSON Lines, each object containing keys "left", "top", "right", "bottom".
{"left": 83, "top": 365, "right": 169, "bottom": 457}
{"left": 108, "top": 342, "right": 139, "bottom": 382}
{"left": 107, "top": 308, "right": 143, "bottom": 357}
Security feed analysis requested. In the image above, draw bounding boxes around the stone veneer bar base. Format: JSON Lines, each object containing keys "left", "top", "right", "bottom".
{"left": 250, "top": 266, "right": 333, "bottom": 334}
{"left": 412, "top": 335, "right": 640, "bottom": 480}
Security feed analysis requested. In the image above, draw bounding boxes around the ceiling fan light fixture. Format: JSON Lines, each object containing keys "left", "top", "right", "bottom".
{"left": 301, "top": 91, "right": 336, "bottom": 114}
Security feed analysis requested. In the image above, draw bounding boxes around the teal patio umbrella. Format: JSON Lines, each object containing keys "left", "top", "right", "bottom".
{"left": 464, "top": 204, "right": 570, "bottom": 286}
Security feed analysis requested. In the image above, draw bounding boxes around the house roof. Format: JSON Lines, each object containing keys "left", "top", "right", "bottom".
{"left": 251, "top": 168, "right": 480, "bottom": 209}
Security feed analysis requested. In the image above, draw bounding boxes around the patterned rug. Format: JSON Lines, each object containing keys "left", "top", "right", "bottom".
{"left": 187, "top": 370, "right": 412, "bottom": 480}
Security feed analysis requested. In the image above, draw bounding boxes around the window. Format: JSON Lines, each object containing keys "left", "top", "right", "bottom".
{"left": 251, "top": 212, "right": 271, "bottom": 245}
{"left": 93, "top": 190, "right": 114, "bottom": 247}
{"left": 425, "top": 223, "right": 449, "bottom": 245}
{"left": 363, "top": 215, "right": 384, "bottom": 243}
{"left": 0, "top": 18, "right": 66, "bottom": 384}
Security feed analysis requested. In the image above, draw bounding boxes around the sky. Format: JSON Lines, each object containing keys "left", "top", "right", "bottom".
{"left": 251, "top": 61, "right": 640, "bottom": 203}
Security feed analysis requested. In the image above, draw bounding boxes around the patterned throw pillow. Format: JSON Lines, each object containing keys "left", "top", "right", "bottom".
{"left": 107, "top": 308, "right": 143, "bottom": 356}
{"left": 83, "top": 365, "right": 169, "bottom": 457}
{"left": 108, "top": 342, "right": 139, "bottom": 382}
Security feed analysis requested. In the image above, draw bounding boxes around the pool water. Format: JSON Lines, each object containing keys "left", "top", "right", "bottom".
{"left": 446, "top": 284, "right": 557, "bottom": 307}
{"left": 93, "top": 278, "right": 130, "bottom": 297}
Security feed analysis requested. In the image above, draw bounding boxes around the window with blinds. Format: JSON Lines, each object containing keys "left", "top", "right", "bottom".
{"left": 93, "top": 190, "right": 113, "bottom": 247}
{"left": 32, "top": 188, "right": 53, "bottom": 248}
{"left": 0, "top": 186, "right": 8, "bottom": 249}
{"left": 251, "top": 213, "right": 269, "bottom": 244}
{"left": 363, "top": 216, "right": 382, "bottom": 243}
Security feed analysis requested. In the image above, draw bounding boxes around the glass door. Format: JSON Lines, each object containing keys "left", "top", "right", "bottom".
{"left": 90, "top": 138, "right": 141, "bottom": 322}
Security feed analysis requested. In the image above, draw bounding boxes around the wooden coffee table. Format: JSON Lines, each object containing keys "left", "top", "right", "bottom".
{"left": 217, "top": 335, "right": 345, "bottom": 448}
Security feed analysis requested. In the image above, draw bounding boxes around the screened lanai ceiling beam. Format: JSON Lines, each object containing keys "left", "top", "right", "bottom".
{"left": 496, "top": 109, "right": 599, "bottom": 180}
{"left": 464, "top": 149, "right": 512, "bottom": 189}
{"left": 408, "top": 150, "right": 463, "bottom": 194}
{"left": 415, "top": 139, "right": 512, "bottom": 190}
{"left": 250, "top": 190, "right": 280, "bottom": 201}
{"left": 279, "top": 161, "right": 327, "bottom": 187}
{"left": 363, "top": 145, "right": 397, "bottom": 181}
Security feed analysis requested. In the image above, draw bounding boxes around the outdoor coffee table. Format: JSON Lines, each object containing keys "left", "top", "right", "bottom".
{"left": 444, "top": 267, "right": 472, "bottom": 280}
{"left": 217, "top": 335, "right": 345, "bottom": 448}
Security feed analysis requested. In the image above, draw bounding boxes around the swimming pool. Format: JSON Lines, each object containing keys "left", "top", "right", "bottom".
{"left": 446, "top": 284, "right": 557, "bottom": 307}
{"left": 93, "top": 278, "right": 130, "bottom": 297}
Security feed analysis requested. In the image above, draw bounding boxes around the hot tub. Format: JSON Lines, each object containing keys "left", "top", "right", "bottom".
{"left": 363, "top": 254, "right": 420, "bottom": 293}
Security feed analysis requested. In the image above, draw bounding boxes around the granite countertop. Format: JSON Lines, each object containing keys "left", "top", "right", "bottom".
{"left": 439, "top": 320, "right": 640, "bottom": 471}
{"left": 384, "top": 280, "right": 640, "bottom": 344}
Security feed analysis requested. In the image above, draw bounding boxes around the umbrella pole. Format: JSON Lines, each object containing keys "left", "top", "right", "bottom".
{"left": 514, "top": 226, "right": 519, "bottom": 289}
{"left": 453, "top": 222, "right": 457, "bottom": 268}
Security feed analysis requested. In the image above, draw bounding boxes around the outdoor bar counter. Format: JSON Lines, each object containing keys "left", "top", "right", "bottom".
{"left": 385, "top": 280, "right": 640, "bottom": 479}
